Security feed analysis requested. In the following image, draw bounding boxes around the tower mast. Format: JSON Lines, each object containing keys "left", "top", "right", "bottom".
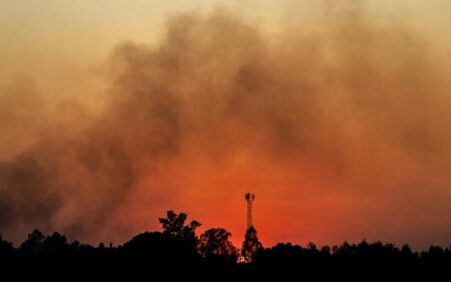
{"left": 245, "top": 193, "right": 255, "bottom": 230}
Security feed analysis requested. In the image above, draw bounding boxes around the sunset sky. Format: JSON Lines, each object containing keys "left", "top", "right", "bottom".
{"left": 2, "top": 0, "right": 451, "bottom": 250}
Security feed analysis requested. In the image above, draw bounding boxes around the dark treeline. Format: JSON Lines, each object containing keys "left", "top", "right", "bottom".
{"left": 1, "top": 211, "right": 451, "bottom": 280}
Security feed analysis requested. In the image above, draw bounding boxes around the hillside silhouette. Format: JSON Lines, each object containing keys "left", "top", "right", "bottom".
{"left": 1, "top": 210, "right": 450, "bottom": 280}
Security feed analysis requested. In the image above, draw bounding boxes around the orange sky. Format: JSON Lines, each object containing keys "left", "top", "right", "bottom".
{"left": 2, "top": 1, "right": 451, "bottom": 250}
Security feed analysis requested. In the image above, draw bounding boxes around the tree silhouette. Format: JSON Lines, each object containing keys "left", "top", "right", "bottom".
{"left": 0, "top": 235, "right": 13, "bottom": 250}
{"left": 2, "top": 210, "right": 451, "bottom": 280}
{"left": 199, "top": 228, "right": 237, "bottom": 259}
{"left": 20, "top": 229, "right": 45, "bottom": 257}
{"left": 0, "top": 235, "right": 14, "bottom": 261}
{"left": 241, "top": 226, "right": 263, "bottom": 262}
{"left": 159, "top": 210, "right": 201, "bottom": 241}
{"left": 157, "top": 210, "right": 202, "bottom": 260}
{"left": 44, "top": 232, "right": 67, "bottom": 250}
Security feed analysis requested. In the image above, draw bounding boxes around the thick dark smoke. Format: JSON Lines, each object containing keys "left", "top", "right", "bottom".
{"left": 0, "top": 157, "right": 61, "bottom": 231}
{"left": 1, "top": 5, "right": 451, "bottom": 248}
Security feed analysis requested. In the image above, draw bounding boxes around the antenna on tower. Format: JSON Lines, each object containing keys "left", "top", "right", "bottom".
{"left": 245, "top": 193, "right": 255, "bottom": 230}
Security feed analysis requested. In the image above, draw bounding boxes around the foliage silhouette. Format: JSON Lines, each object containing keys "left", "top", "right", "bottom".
{"left": 159, "top": 210, "right": 201, "bottom": 243}
{"left": 20, "top": 229, "right": 45, "bottom": 257}
{"left": 200, "top": 228, "right": 237, "bottom": 258}
{"left": 241, "top": 226, "right": 263, "bottom": 262}
{"left": 2, "top": 210, "right": 451, "bottom": 280}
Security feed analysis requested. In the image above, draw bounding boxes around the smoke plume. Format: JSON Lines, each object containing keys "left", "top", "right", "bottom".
{"left": 1, "top": 4, "right": 451, "bottom": 249}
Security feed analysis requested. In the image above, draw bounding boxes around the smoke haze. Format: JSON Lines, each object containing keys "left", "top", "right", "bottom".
{"left": 1, "top": 2, "right": 451, "bottom": 249}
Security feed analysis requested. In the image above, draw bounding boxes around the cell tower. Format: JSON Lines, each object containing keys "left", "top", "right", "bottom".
{"left": 245, "top": 193, "right": 255, "bottom": 230}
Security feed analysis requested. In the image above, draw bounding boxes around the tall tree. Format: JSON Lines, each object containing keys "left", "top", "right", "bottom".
{"left": 20, "top": 229, "right": 45, "bottom": 257}
{"left": 199, "top": 228, "right": 237, "bottom": 260}
{"left": 159, "top": 210, "right": 201, "bottom": 241}
{"left": 241, "top": 226, "right": 263, "bottom": 262}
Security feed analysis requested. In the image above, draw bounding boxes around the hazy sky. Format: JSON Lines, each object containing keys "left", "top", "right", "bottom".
{"left": 1, "top": 0, "right": 451, "bottom": 250}
{"left": 1, "top": 0, "right": 451, "bottom": 103}
{"left": 1, "top": 1, "right": 450, "bottom": 77}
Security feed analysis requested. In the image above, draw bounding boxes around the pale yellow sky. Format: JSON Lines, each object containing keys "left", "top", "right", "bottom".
{"left": 1, "top": 0, "right": 450, "bottom": 105}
